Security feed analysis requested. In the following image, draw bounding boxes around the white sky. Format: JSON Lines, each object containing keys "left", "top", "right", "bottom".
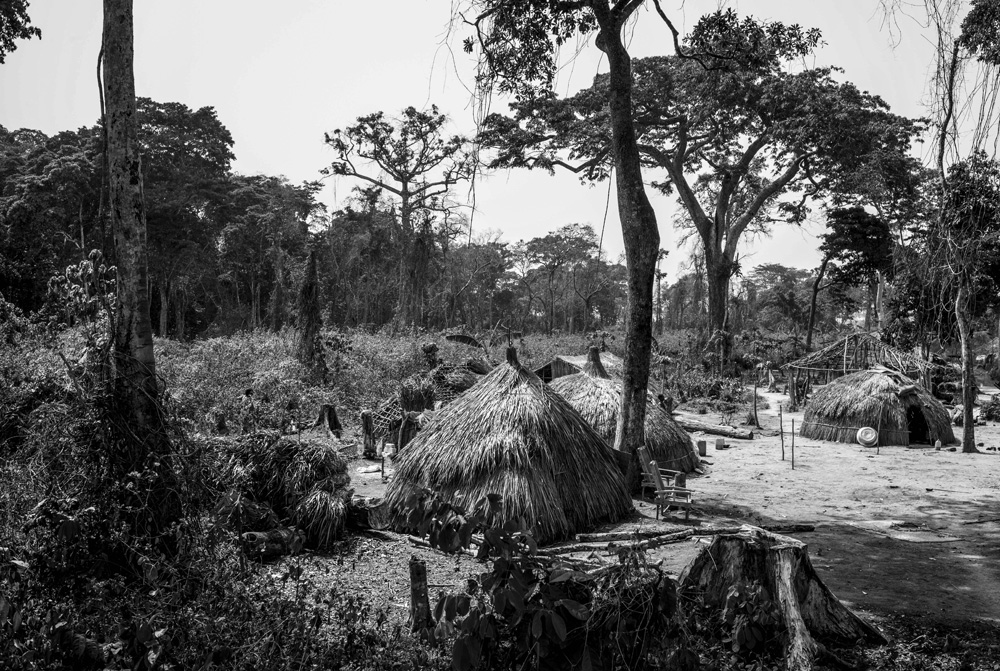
{"left": 0, "top": 1, "right": 941, "bottom": 279}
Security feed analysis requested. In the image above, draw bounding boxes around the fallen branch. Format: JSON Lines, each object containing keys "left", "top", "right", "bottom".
{"left": 575, "top": 528, "right": 692, "bottom": 543}
{"left": 693, "top": 524, "right": 815, "bottom": 536}
{"left": 551, "top": 529, "right": 694, "bottom": 555}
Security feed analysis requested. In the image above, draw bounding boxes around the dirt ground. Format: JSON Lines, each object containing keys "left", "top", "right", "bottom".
{"left": 346, "top": 387, "right": 1000, "bottom": 632}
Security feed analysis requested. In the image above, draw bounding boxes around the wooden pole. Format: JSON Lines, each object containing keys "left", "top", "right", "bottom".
{"left": 791, "top": 419, "right": 795, "bottom": 469}
{"left": 779, "top": 406, "right": 785, "bottom": 461}
{"left": 753, "top": 373, "right": 760, "bottom": 428}
{"left": 409, "top": 555, "right": 431, "bottom": 633}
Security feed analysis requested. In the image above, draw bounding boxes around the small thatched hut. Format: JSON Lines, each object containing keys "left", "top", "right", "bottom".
{"left": 550, "top": 347, "right": 700, "bottom": 473}
{"left": 382, "top": 347, "right": 632, "bottom": 543}
{"left": 535, "top": 351, "right": 624, "bottom": 383}
{"left": 800, "top": 368, "right": 956, "bottom": 447}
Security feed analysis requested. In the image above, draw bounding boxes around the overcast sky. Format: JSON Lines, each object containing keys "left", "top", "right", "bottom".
{"left": 0, "top": 1, "right": 941, "bottom": 279}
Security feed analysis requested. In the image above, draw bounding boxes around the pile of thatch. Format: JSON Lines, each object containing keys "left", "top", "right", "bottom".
{"left": 550, "top": 347, "right": 700, "bottom": 473}
{"left": 800, "top": 368, "right": 956, "bottom": 446}
{"left": 382, "top": 347, "right": 632, "bottom": 544}
{"left": 222, "top": 431, "right": 352, "bottom": 548}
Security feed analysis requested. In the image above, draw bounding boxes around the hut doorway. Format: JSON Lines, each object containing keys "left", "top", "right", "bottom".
{"left": 906, "top": 405, "right": 930, "bottom": 444}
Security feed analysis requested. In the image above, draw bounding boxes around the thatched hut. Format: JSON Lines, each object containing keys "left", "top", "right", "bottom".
{"left": 550, "top": 347, "right": 700, "bottom": 473}
{"left": 382, "top": 347, "right": 632, "bottom": 543}
{"left": 800, "top": 368, "right": 956, "bottom": 447}
{"left": 535, "top": 351, "right": 624, "bottom": 383}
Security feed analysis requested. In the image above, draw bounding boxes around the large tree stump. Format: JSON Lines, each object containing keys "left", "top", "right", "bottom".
{"left": 409, "top": 555, "right": 431, "bottom": 633}
{"left": 313, "top": 404, "right": 342, "bottom": 439}
{"left": 360, "top": 410, "right": 376, "bottom": 458}
{"left": 679, "top": 526, "right": 887, "bottom": 671}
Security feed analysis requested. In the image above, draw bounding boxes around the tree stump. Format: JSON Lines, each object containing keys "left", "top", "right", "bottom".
{"left": 313, "top": 403, "right": 342, "bottom": 439}
{"left": 679, "top": 526, "right": 887, "bottom": 671}
{"left": 360, "top": 410, "right": 376, "bottom": 458}
{"left": 397, "top": 410, "right": 422, "bottom": 451}
{"left": 409, "top": 555, "right": 431, "bottom": 633}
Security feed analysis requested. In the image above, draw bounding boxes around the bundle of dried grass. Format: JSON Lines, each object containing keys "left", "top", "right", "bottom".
{"left": 550, "top": 347, "right": 700, "bottom": 473}
{"left": 800, "top": 368, "right": 955, "bottom": 446}
{"left": 383, "top": 347, "right": 632, "bottom": 544}
{"left": 292, "top": 488, "right": 348, "bottom": 549}
{"left": 228, "top": 431, "right": 352, "bottom": 547}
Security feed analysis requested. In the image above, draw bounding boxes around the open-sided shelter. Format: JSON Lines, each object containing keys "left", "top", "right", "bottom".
{"left": 382, "top": 347, "right": 632, "bottom": 543}
{"left": 550, "top": 347, "right": 701, "bottom": 473}
{"left": 783, "top": 333, "right": 937, "bottom": 406}
{"left": 799, "top": 367, "right": 955, "bottom": 447}
{"left": 535, "top": 351, "right": 623, "bottom": 383}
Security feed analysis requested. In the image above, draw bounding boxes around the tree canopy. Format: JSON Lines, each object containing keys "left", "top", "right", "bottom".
{"left": 480, "top": 20, "right": 921, "bottom": 345}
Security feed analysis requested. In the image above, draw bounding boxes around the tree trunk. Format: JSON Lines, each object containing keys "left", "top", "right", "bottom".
{"left": 158, "top": 280, "right": 168, "bottom": 337}
{"left": 173, "top": 287, "right": 185, "bottom": 341}
{"left": 956, "top": 285, "right": 979, "bottom": 453}
{"left": 805, "top": 258, "right": 829, "bottom": 351}
{"left": 104, "top": 0, "right": 179, "bottom": 535}
{"left": 594, "top": 12, "right": 658, "bottom": 494}
{"left": 105, "top": 0, "right": 158, "bottom": 438}
{"left": 680, "top": 527, "right": 888, "bottom": 671}
{"left": 705, "top": 249, "right": 733, "bottom": 357}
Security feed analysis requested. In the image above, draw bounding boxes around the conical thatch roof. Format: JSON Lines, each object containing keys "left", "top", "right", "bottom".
{"left": 800, "top": 368, "right": 956, "bottom": 446}
{"left": 382, "top": 347, "right": 632, "bottom": 543}
{"left": 550, "top": 347, "right": 700, "bottom": 473}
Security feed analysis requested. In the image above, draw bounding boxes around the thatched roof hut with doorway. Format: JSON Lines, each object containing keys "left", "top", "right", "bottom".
{"left": 534, "top": 351, "right": 624, "bottom": 383}
{"left": 799, "top": 368, "right": 955, "bottom": 447}
{"left": 550, "top": 347, "right": 701, "bottom": 473}
{"left": 382, "top": 347, "right": 632, "bottom": 544}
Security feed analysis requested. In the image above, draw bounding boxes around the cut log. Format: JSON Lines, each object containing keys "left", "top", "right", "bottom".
{"left": 407, "top": 535, "right": 476, "bottom": 557}
{"left": 679, "top": 526, "right": 887, "bottom": 671}
{"left": 674, "top": 416, "right": 754, "bottom": 440}
{"left": 240, "top": 527, "right": 306, "bottom": 560}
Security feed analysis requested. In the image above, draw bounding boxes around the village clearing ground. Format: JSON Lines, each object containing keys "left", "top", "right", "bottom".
{"left": 345, "top": 389, "right": 1000, "bottom": 633}
{"left": 677, "top": 391, "right": 1000, "bottom": 626}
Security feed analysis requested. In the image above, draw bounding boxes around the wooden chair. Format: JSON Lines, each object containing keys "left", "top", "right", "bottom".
{"left": 637, "top": 446, "right": 693, "bottom": 521}
{"left": 638, "top": 445, "right": 683, "bottom": 491}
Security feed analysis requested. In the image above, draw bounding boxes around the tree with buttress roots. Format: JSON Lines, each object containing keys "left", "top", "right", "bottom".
{"left": 479, "top": 10, "right": 921, "bottom": 365}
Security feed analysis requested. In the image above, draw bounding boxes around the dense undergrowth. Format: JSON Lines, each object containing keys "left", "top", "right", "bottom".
{"left": 8, "top": 312, "right": 985, "bottom": 670}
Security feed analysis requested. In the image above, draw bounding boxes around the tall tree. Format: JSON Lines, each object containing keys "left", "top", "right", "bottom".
{"left": 322, "top": 105, "right": 473, "bottom": 328}
{"left": 805, "top": 207, "right": 894, "bottom": 349}
{"left": 480, "top": 17, "right": 919, "bottom": 359}
{"left": 136, "top": 98, "right": 234, "bottom": 338}
{"left": 932, "top": 153, "right": 1000, "bottom": 453}
{"left": 462, "top": 1, "right": 664, "bottom": 470}
{"left": 103, "top": 0, "right": 178, "bottom": 531}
